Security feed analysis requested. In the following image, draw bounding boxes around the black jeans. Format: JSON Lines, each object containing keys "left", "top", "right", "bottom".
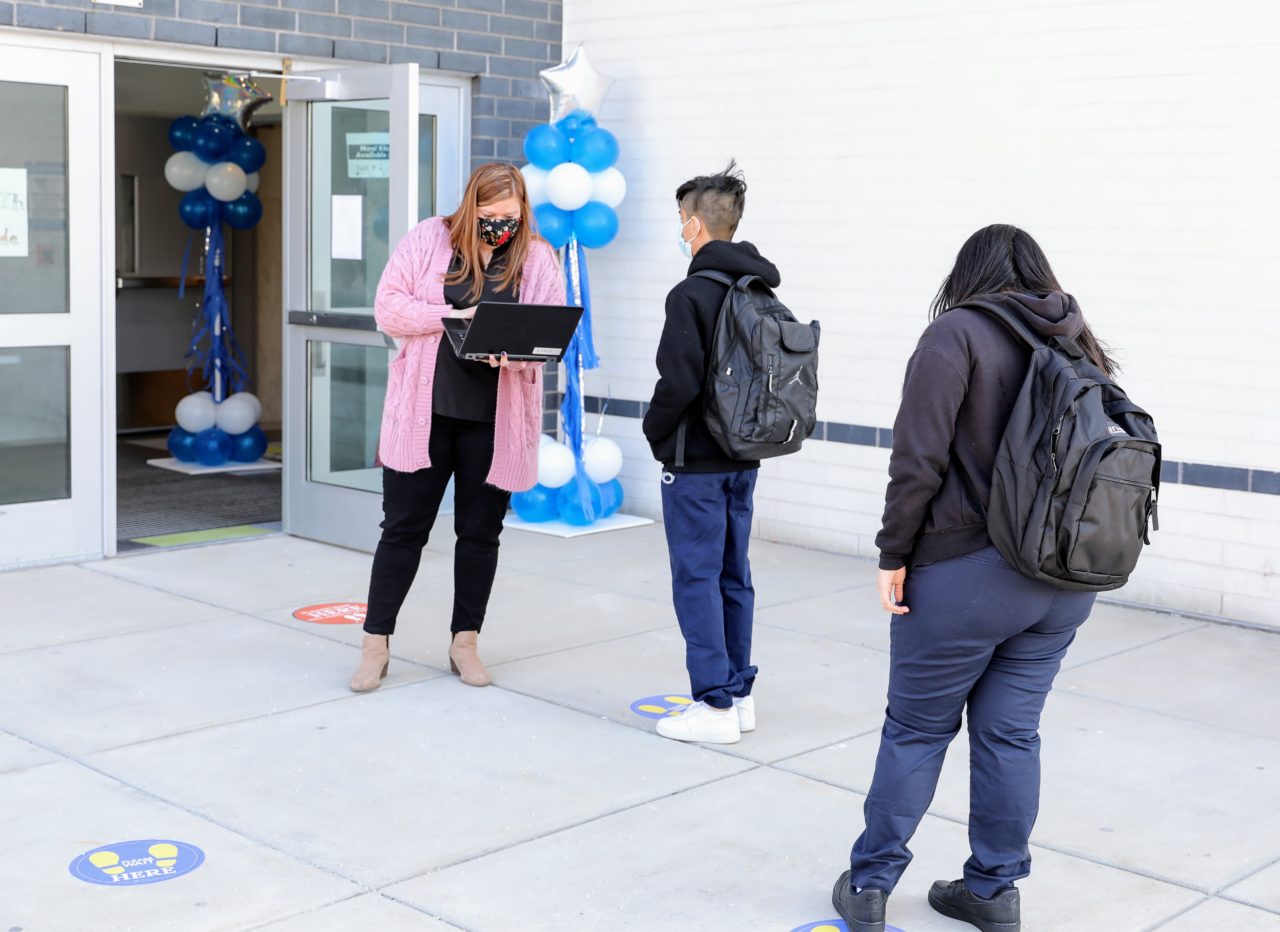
{"left": 363, "top": 415, "right": 511, "bottom": 636}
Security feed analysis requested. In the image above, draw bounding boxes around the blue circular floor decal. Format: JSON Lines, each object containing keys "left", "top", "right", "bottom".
{"left": 629, "top": 694, "right": 693, "bottom": 719}
{"left": 69, "top": 839, "right": 204, "bottom": 886}
{"left": 792, "top": 922, "right": 905, "bottom": 932}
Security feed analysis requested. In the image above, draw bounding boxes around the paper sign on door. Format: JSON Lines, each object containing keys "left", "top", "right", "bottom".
{"left": 0, "top": 168, "right": 30, "bottom": 258}
{"left": 331, "top": 195, "right": 363, "bottom": 261}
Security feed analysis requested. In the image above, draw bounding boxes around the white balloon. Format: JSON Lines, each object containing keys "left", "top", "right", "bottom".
{"left": 545, "top": 162, "right": 592, "bottom": 211}
{"left": 538, "top": 433, "right": 556, "bottom": 447}
{"left": 590, "top": 167, "right": 627, "bottom": 209}
{"left": 205, "top": 161, "right": 248, "bottom": 203}
{"left": 537, "top": 442, "right": 576, "bottom": 489}
{"left": 227, "top": 391, "right": 262, "bottom": 422}
{"left": 582, "top": 436, "right": 623, "bottom": 483}
{"left": 246, "top": 172, "right": 260, "bottom": 194}
{"left": 175, "top": 391, "right": 216, "bottom": 433}
{"left": 214, "top": 394, "right": 257, "bottom": 435}
{"left": 520, "top": 164, "right": 549, "bottom": 206}
{"left": 164, "top": 151, "right": 208, "bottom": 192}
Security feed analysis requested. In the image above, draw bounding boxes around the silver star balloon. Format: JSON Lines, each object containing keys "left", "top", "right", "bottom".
{"left": 538, "top": 45, "right": 615, "bottom": 123}
{"left": 201, "top": 73, "right": 273, "bottom": 131}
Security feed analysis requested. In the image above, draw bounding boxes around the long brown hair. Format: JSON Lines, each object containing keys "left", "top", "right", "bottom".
{"left": 444, "top": 163, "right": 541, "bottom": 303}
{"left": 931, "top": 224, "right": 1117, "bottom": 376}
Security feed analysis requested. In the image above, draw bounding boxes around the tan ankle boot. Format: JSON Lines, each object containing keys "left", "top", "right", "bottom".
{"left": 448, "top": 631, "right": 490, "bottom": 687}
{"left": 349, "top": 634, "right": 390, "bottom": 692}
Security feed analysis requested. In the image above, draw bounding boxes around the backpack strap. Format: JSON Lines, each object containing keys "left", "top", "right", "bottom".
{"left": 672, "top": 270, "right": 744, "bottom": 469}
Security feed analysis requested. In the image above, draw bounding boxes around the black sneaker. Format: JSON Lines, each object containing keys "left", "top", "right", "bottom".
{"left": 927, "top": 879, "right": 1020, "bottom": 931}
{"left": 831, "top": 869, "right": 887, "bottom": 932}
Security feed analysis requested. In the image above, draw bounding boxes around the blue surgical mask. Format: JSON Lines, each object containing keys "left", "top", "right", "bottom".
{"left": 678, "top": 216, "right": 699, "bottom": 259}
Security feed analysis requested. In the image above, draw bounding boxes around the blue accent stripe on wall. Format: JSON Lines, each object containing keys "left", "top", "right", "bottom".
{"left": 579, "top": 395, "right": 1279, "bottom": 497}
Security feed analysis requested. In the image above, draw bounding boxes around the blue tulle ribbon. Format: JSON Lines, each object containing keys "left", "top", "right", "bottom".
{"left": 558, "top": 236, "right": 602, "bottom": 519}
{"left": 184, "top": 222, "right": 247, "bottom": 400}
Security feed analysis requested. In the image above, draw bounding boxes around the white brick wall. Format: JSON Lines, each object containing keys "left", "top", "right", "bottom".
{"left": 566, "top": 0, "right": 1280, "bottom": 628}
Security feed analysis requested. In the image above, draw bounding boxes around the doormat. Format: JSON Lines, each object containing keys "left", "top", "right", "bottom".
{"left": 129, "top": 524, "right": 276, "bottom": 548}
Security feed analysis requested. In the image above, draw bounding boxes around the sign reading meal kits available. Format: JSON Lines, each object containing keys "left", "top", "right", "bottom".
{"left": 0, "top": 167, "right": 30, "bottom": 257}
{"left": 346, "top": 133, "right": 389, "bottom": 179}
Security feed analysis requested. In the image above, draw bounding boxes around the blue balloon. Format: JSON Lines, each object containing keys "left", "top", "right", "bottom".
{"left": 556, "top": 478, "right": 604, "bottom": 526}
{"left": 572, "top": 201, "right": 619, "bottom": 249}
{"left": 571, "top": 127, "right": 619, "bottom": 172}
{"left": 193, "top": 428, "right": 231, "bottom": 467}
{"left": 511, "top": 483, "right": 558, "bottom": 522}
{"left": 179, "top": 189, "right": 221, "bottom": 230}
{"left": 192, "top": 120, "right": 234, "bottom": 163}
{"left": 168, "top": 115, "right": 199, "bottom": 152}
{"left": 167, "top": 427, "right": 198, "bottom": 462}
{"left": 222, "top": 192, "right": 263, "bottom": 230}
{"left": 228, "top": 135, "right": 266, "bottom": 174}
{"left": 555, "top": 112, "right": 586, "bottom": 141}
{"left": 230, "top": 425, "right": 268, "bottom": 462}
{"left": 534, "top": 202, "right": 574, "bottom": 249}
{"left": 523, "top": 124, "right": 571, "bottom": 170}
{"left": 599, "top": 478, "right": 624, "bottom": 518}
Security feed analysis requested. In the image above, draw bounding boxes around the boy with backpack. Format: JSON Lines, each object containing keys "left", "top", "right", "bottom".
{"left": 643, "top": 162, "right": 819, "bottom": 745}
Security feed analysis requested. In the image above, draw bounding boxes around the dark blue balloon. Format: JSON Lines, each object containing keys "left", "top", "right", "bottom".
{"left": 556, "top": 478, "right": 604, "bottom": 526}
{"left": 598, "top": 478, "right": 624, "bottom": 518}
{"left": 229, "top": 425, "right": 268, "bottom": 462}
{"left": 167, "top": 427, "right": 198, "bottom": 462}
{"left": 222, "top": 192, "right": 263, "bottom": 230}
{"left": 193, "top": 428, "right": 231, "bottom": 467}
{"left": 523, "top": 124, "right": 571, "bottom": 170}
{"left": 168, "top": 115, "right": 200, "bottom": 152}
{"left": 228, "top": 135, "right": 266, "bottom": 174}
{"left": 192, "top": 120, "right": 234, "bottom": 163}
{"left": 534, "top": 202, "right": 574, "bottom": 249}
{"left": 570, "top": 126, "right": 619, "bottom": 172}
{"left": 572, "top": 201, "right": 619, "bottom": 249}
{"left": 511, "top": 483, "right": 558, "bottom": 522}
{"left": 179, "top": 189, "right": 221, "bottom": 230}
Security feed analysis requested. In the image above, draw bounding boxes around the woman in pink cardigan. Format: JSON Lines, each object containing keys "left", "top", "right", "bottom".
{"left": 349, "top": 163, "right": 566, "bottom": 693}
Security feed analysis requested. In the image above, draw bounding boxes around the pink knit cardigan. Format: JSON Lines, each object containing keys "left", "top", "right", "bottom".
{"left": 374, "top": 216, "right": 566, "bottom": 491}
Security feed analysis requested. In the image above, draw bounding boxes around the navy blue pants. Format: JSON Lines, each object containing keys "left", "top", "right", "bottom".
{"left": 660, "top": 468, "right": 759, "bottom": 710}
{"left": 850, "top": 546, "right": 1095, "bottom": 898}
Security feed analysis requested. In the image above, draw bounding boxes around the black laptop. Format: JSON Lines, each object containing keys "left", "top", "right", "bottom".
{"left": 441, "top": 301, "right": 583, "bottom": 363}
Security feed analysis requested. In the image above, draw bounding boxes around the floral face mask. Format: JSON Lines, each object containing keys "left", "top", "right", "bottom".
{"left": 478, "top": 216, "right": 520, "bottom": 247}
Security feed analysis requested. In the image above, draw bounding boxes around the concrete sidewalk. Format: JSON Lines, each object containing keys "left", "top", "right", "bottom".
{"left": 2, "top": 524, "right": 1278, "bottom": 931}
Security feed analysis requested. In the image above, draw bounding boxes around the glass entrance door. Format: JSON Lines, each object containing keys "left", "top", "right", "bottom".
{"left": 282, "top": 65, "right": 465, "bottom": 551}
{"left": 0, "top": 45, "right": 105, "bottom": 567}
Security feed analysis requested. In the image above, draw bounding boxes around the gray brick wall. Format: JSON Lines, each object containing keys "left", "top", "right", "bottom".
{"left": 11, "top": 0, "right": 561, "bottom": 173}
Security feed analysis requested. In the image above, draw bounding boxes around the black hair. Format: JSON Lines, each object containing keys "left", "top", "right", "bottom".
{"left": 675, "top": 159, "right": 747, "bottom": 239}
{"left": 931, "top": 223, "right": 1117, "bottom": 375}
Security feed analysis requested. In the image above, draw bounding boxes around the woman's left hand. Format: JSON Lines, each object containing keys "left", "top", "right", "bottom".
{"left": 487, "top": 352, "right": 529, "bottom": 371}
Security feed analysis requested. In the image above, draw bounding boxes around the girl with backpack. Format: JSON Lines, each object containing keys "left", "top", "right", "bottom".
{"left": 831, "top": 225, "right": 1119, "bottom": 932}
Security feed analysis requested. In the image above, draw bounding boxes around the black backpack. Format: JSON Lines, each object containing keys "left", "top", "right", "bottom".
{"left": 966, "top": 300, "right": 1161, "bottom": 591}
{"left": 676, "top": 270, "right": 821, "bottom": 466}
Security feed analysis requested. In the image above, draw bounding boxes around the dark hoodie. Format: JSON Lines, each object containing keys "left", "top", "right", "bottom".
{"left": 877, "top": 291, "right": 1086, "bottom": 570}
{"left": 643, "top": 240, "right": 782, "bottom": 472}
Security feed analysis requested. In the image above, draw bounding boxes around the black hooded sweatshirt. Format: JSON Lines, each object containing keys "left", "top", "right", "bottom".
{"left": 877, "top": 290, "right": 1087, "bottom": 571}
{"left": 643, "top": 240, "right": 781, "bottom": 472}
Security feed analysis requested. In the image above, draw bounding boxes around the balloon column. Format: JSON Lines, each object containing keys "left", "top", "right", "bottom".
{"left": 511, "top": 47, "right": 628, "bottom": 525}
{"left": 163, "top": 74, "right": 272, "bottom": 468}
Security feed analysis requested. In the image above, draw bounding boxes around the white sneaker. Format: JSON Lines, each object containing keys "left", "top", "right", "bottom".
{"left": 655, "top": 700, "right": 741, "bottom": 744}
{"left": 734, "top": 696, "right": 755, "bottom": 733}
